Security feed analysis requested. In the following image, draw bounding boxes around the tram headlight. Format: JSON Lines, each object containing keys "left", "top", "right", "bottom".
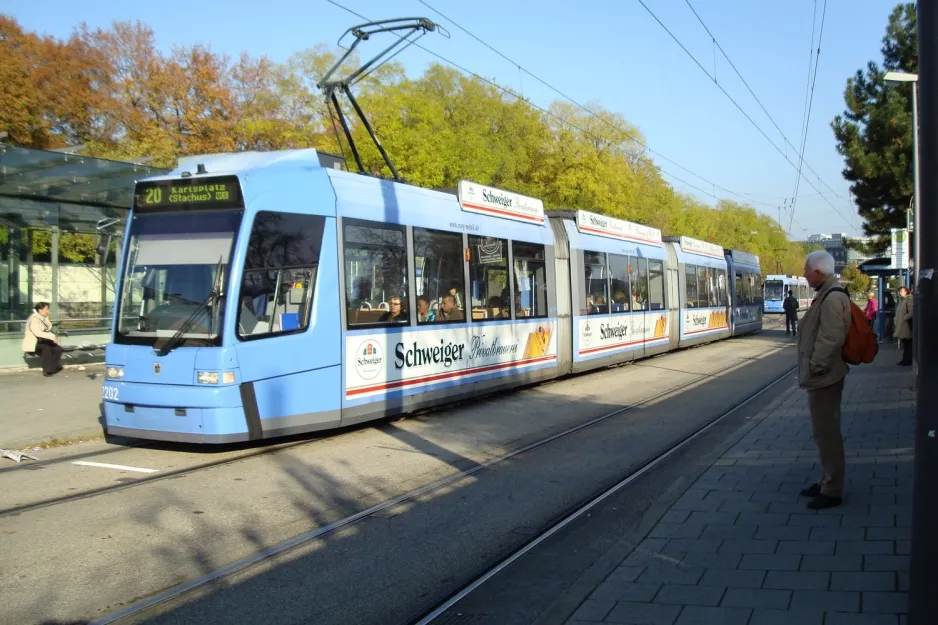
{"left": 106, "top": 366, "right": 124, "bottom": 380}
{"left": 197, "top": 371, "right": 219, "bottom": 385}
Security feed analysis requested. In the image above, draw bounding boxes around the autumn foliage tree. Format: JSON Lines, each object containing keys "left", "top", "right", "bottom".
{"left": 0, "top": 14, "right": 813, "bottom": 275}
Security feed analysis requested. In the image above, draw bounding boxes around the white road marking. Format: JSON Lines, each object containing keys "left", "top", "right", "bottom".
{"left": 72, "top": 461, "right": 159, "bottom": 474}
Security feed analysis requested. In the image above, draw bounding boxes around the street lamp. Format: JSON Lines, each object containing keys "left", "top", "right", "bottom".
{"left": 884, "top": 71, "right": 920, "bottom": 280}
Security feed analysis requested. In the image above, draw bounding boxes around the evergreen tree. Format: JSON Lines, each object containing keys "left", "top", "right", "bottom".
{"left": 831, "top": 3, "right": 917, "bottom": 253}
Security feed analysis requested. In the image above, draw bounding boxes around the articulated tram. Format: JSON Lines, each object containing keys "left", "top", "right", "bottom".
{"left": 102, "top": 149, "right": 762, "bottom": 443}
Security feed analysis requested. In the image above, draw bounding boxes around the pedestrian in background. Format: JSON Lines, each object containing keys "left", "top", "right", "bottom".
{"left": 797, "top": 251, "right": 851, "bottom": 509}
{"left": 783, "top": 289, "right": 799, "bottom": 336}
{"left": 864, "top": 291, "right": 878, "bottom": 337}
{"left": 895, "top": 286, "right": 913, "bottom": 366}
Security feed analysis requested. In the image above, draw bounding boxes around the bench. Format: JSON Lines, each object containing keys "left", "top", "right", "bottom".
{"left": 23, "top": 344, "right": 106, "bottom": 369}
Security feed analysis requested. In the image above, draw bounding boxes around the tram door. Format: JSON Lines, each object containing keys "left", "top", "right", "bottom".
{"left": 665, "top": 244, "right": 681, "bottom": 351}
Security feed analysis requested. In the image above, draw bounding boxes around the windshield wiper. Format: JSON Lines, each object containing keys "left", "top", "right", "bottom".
{"left": 155, "top": 257, "right": 224, "bottom": 356}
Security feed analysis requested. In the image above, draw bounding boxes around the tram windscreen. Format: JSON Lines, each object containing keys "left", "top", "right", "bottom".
{"left": 764, "top": 280, "right": 785, "bottom": 301}
{"left": 115, "top": 209, "right": 243, "bottom": 348}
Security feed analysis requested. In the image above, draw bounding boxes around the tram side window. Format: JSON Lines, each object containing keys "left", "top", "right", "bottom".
{"left": 751, "top": 274, "right": 763, "bottom": 306}
{"left": 512, "top": 241, "right": 548, "bottom": 319}
{"left": 414, "top": 228, "right": 465, "bottom": 324}
{"left": 648, "top": 260, "right": 665, "bottom": 310}
{"left": 344, "top": 220, "right": 409, "bottom": 326}
{"left": 609, "top": 254, "right": 630, "bottom": 313}
{"left": 684, "top": 264, "right": 699, "bottom": 308}
{"left": 237, "top": 212, "right": 325, "bottom": 339}
{"left": 469, "top": 235, "right": 509, "bottom": 321}
{"left": 715, "top": 268, "right": 728, "bottom": 306}
{"left": 632, "top": 258, "right": 649, "bottom": 311}
{"left": 741, "top": 273, "right": 753, "bottom": 305}
{"left": 697, "top": 265, "right": 714, "bottom": 307}
{"left": 584, "top": 251, "right": 609, "bottom": 315}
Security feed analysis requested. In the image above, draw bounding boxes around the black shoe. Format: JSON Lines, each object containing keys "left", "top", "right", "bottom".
{"left": 898, "top": 361, "right": 912, "bottom": 366}
{"left": 43, "top": 372, "right": 54, "bottom": 377}
{"left": 800, "top": 483, "right": 821, "bottom": 498}
{"left": 807, "top": 494, "right": 842, "bottom": 510}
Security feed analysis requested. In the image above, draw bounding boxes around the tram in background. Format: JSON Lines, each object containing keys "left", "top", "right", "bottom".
{"left": 101, "top": 148, "right": 763, "bottom": 444}
{"left": 763, "top": 275, "right": 810, "bottom": 314}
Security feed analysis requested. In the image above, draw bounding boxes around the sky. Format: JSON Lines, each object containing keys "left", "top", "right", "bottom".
{"left": 5, "top": 0, "right": 902, "bottom": 239}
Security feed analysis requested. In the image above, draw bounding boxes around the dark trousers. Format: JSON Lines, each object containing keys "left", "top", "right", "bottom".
{"left": 900, "top": 338, "right": 913, "bottom": 365}
{"left": 785, "top": 314, "right": 797, "bottom": 335}
{"left": 35, "top": 338, "right": 63, "bottom": 375}
{"left": 808, "top": 379, "right": 846, "bottom": 498}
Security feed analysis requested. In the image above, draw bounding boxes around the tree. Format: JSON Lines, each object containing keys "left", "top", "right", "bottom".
{"left": 831, "top": 3, "right": 917, "bottom": 253}
{"left": 841, "top": 263, "right": 872, "bottom": 299}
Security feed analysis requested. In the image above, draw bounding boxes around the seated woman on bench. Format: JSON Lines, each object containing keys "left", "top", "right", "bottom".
{"left": 22, "top": 302, "right": 63, "bottom": 377}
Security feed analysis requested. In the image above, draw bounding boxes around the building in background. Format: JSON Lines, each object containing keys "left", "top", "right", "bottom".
{"left": 800, "top": 233, "right": 874, "bottom": 275}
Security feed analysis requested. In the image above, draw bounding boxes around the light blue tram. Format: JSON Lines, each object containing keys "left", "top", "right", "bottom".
{"left": 102, "top": 148, "right": 762, "bottom": 443}
{"left": 725, "top": 249, "right": 763, "bottom": 335}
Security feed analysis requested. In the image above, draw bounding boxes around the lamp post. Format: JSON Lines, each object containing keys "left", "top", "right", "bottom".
{"left": 884, "top": 71, "right": 920, "bottom": 282}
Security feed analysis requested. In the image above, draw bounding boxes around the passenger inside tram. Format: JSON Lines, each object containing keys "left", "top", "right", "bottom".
{"left": 378, "top": 296, "right": 408, "bottom": 322}
{"left": 439, "top": 295, "right": 465, "bottom": 321}
{"left": 416, "top": 295, "right": 436, "bottom": 323}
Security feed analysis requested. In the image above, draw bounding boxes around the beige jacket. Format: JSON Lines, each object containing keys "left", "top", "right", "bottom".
{"left": 895, "top": 295, "right": 913, "bottom": 340}
{"left": 22, "top": 312, "right": 56, "bottom": 353}
{"left": 797, "top": 277, "right": 851, "bottom": 390}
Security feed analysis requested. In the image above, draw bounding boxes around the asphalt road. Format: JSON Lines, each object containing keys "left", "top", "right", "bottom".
{"left": 0, "top": 325, "right": 797, "bottom": 625}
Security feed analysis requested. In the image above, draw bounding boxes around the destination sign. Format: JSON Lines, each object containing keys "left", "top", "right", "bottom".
{"left": 730, "top": 249, "right": 760, "bottom": 266}
{"left": 575, "top": 210, "right": 662, "bottom": 246}
{"left": 457, "top": 180, "right": 545, "bottom": 225}
{"left": 680, "top": 235, "right": 724, "bottom": 259}
{"left": 134, "top": 175, "right": 244, "bottom": 212}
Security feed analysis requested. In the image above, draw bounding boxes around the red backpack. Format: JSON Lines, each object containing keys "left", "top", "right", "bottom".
{"left": 817, "top": 287, "right": 878, "bottom": 365}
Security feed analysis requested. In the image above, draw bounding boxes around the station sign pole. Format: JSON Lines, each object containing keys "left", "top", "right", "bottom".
{"left": 908, "top": 1, "right": 938, "bottom": 622}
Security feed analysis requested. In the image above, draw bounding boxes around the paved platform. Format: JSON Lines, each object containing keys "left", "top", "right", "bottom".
{"left": 0, "top": 364, "right": 106, "bottom": 449}
{"left": 565, "top": 351, "right": 914, "bottom": 625}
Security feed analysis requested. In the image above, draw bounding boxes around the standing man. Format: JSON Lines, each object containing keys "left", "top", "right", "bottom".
{"left": 783, "top": 289, "right": 799, "bottom": 336}
{"left": 22, "top": 302, "right": 63, "bottom": 377}
{"left": 797, "top": 251, "right": 852, "bottom": 509}
{"left": 895, "top": 286, "right": 913, "bottom": 366}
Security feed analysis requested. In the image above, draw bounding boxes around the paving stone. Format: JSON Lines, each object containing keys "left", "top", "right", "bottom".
{"left": 591, "top": 581, "right": 661, "bottom": 603}
{"left": 603, "top": 601, "right": 682, "bottom": 624}
{"left": 672, "top": 497, "right": 724, "bottom": 512}
{"left": 718, "top": 539, "right": 778, "bottom": 554}
{"left": 699, "top": 568, "right": 765, "bottom": 589}
{"left": 606, "top": 566, "right": 646, "bottom": 582}
{"left": 660, "top": 509, "right": 692, "bottom": 524}
{"left": 700, "top": 525, "right": 757, "bottom": 540}
{"left": 898, "top": 571, "right": 908, "bottom": 592}
{"left": 862, "top": 591, "right": 908, "bottom": 614}
{"left": 776, "top": 539, "right": 835, "bottom": 555}
{"left": 664, "top": 539, "right": 723, "bottom": 554}
{"left": 835, "top": 541, "right": 895, "bottom": 555}
{"left": 768, "top": 502, "right": 818, "bottom": 515}
{"left": 751, "top": 492, "right": 798, "bottom": 504}
{"left": 736, "top": 512, "right": 791, "bottom": 526}
{"left": 895, "top": 540, "right": 910, "bottom": 555}
{"left": 687, "top": 511, "right": 741, "bottom": 526}
{"left": 763, "top": 570, "right": 830, "bottom": 590}
{"left": 637, "top": 564, "right": 705, "bottom": 586}
{"left": 788, "top": 513, "right": 842, "bottom": 527}
{"left": 721, "top": 588, "right": 791, "bottom": 610}
{"left": 739, "top": 554, "right": 802, "bottom": 571}
{"left": 831, "top": 572, "right": 896, "bottom": 592}
{"left": 624, "top": 549, "right": 684, "bottom": 568}
{"left": 570, "top": 598, "right": 614, "bottom": 621}
{"left": 654, "top": 584, "right": 724, "bottom": 606}
{"left": 841, "top": 514, "right": 897, "bottom": 528}
{"left": 679, "top": 552, "right": 743, "bottom": 570}
{"left": 748, "top": 609, "right": 824, "bottom": 625}
{"left": 674, "top": 606, "right": 752, "bottom": 625}
{"left": 809, "top": 527, "right": 865, "bottom": 541}
{"left": 790, "top": 590, "right": 860, "bottom": 612}
{"left": 800, "top": 554, "right": 863, "bottom": 572}
{"left": 718, "top": 500, "right": 769, "bottom": 513}
{"left": 824, "top": 613, "right": 900, "bottom": 625}
{"left": 863, "top": 555, "right": 909, "bottom": 572}
{"left": 649, "top": 523, "right": 707, "bottom": 539}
